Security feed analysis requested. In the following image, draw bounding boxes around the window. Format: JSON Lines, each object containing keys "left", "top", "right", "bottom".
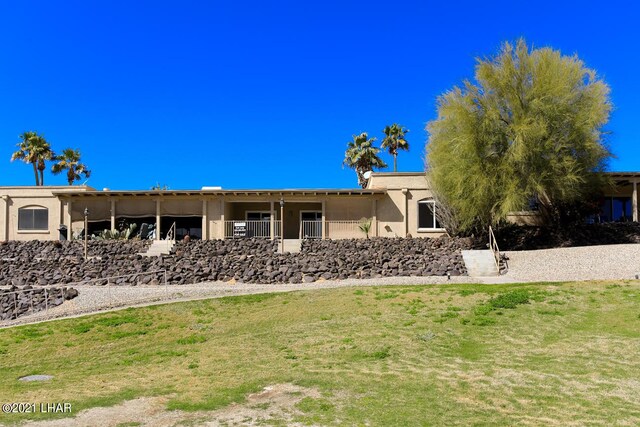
{"left": 246, "top": 212, "right": 271, "bottom": 221}
{"left": 418, "top": 200, "right": 441, "bottom": 230}
{"left": 18, "top": 207, "right": 49, "bottom": 231}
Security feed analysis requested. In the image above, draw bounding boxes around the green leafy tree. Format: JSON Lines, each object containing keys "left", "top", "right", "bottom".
{"left": 381, "top": 123, "right": 409, "bottom": 172}
{"left": 10, "top": 131, "right": 53, "bottom": 186}
{"left": 343, "top": 132, "right": 387, "bottom": 188}
{"left": 52, "top": 148, "right": 91, "bottom": 185}
{"left": 426, "top": 39, "right": 612, "bottom": 232}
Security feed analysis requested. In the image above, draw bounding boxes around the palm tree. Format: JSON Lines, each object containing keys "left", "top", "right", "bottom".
{"left": 381, "top": 123, "right": 410, "bottom": 172}
{"left": 11, "top": 131, "right": 51, "bottom": 186}
{"left": 51, "top": 148, "right": 91, "bottom": 185}
{"left": 35, "top": 138, "right": 55, "bottom": 186}
{"left": 343, "top": 132, "right": 387, "bottom": 188}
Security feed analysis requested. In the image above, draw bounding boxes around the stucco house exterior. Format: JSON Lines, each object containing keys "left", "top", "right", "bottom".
{"left": 1, "top": 171, "right": 638, "bottom": 242}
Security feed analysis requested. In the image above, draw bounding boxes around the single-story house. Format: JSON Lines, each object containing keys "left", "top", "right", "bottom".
{"left": 1, "top": 172, "right": 638, "bottom": 242}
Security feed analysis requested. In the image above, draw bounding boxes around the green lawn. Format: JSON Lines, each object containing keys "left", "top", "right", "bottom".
{"left": 1, "top": 281, "right": 639, "bottom": 425}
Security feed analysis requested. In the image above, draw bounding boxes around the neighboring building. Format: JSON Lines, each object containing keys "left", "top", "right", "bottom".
{"left": 1, "top": 172, "right": 638, "bottom": 242}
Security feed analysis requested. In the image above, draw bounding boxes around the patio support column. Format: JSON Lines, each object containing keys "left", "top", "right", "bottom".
{"left": 110, "top": 199, "right": 116, "bottom": 231}
{"left": 321, "top": 200, "right": 326, "bottom": 240}
{"left": 220, "top": 199, "right": 225, "bottom": 239}
{"left": 66, "top": 200, "right": 73, "bottom": 234}
{"left": 1, "top": 195, "right": 9, "bottom": 241}
{"left": 402, "top": 188, "right": 408, "bottom": 237}
{"left": 371, "top": 199, "right": 377, "bottom": 237}
{"left": 155, "top": 199, "right": 161, "bottom": 240}
{"left": 202, "top": 200, "right": 208, "bottom": 240}
{"left": 633, "top": 179, "right": 638, "bottom": 222}
{"left": 270, "top": 201, "right": 275, "bottom": 240}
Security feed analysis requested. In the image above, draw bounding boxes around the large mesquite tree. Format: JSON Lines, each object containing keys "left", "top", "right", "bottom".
{"left": 426, "top": 39, "right": 612, "bottom": 233}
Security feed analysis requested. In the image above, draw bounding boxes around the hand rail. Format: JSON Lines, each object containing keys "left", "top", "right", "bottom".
{"left": 165, "top": 222, "right": 176, "bottom": 241}
{"left": 488, "top": 225, "right": 502, "bottom": 273}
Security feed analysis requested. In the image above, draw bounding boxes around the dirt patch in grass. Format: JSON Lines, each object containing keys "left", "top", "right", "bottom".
{"left": 24, "top": 383, "right": 321, "bottom": 427}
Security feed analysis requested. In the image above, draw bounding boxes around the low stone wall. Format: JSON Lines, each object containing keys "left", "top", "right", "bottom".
{"left": 0, "top": 286, "right": 79, "bottom": 320}
{"left": 0, "top": 237, "right": 470, "bottom": 287}
{"left": 0, "top": 240, "right": 151, "bottom": 261}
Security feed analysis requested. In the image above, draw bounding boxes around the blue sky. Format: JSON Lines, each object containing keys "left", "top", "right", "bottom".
{"left": 1, "top": 1, "right": 638, "bottom": 190}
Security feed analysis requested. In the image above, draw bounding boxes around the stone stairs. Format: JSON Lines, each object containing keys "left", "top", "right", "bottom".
{"left": 461, "top": 250, "right": 500, "bottom": 277}
{"left": 279, "top": 239, "right": 302, "bottom": 254}
{"left": 140, "top": 240, "right": 175, "bottom": 257}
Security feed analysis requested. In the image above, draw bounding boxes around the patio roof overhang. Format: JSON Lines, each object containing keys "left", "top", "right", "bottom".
{"left": 605, "top": 172, "right": 640, "bottom": 186}
{"left": 52, "top": 188, "right": 386, "bottom": 198}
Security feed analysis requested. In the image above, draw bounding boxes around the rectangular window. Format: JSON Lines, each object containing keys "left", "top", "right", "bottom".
{"left": 418, "top": 200, "right": 441, "bottom": 230}
{"left": 18, "top": 207, "right": 49, "bottom": 231}
{"left": 246, "top": 212, "right": 271, "bottom": 221}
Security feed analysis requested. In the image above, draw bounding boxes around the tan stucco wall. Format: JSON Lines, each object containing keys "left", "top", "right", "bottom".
{"left": 0, "top": 186, "right": 92, "bottom": 241}
{"left": 367, "top": 172, "right": 428, "bottom": 190}
{"left": 506, "top": 212, "right": 545, "bottom": 226}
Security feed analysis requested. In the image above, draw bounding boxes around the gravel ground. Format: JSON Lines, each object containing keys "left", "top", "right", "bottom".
{"left": 3, "top": 243, "right": 639, "bottom": 328}
{"left": 499, "top": 243, "right": 640, "bottom": 282}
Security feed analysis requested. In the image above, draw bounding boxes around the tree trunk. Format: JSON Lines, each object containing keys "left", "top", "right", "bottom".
{"left": 39, "top": 169, "right": 44, "bottom": 186}
{"left": 393, "top": 154, "right": 398, "bottom": 172}
{"left": 67, "top": 168, "right": 75, "bottom": 185}
{"left": 32, "top": 162, "right": 40, "bottom": 186}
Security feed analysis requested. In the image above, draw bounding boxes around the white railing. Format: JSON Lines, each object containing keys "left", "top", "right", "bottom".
{"left": 300, "top": 221, "right": 322, "bottom": 239}
{"left": 223, "top": 220, "right": 281, "bottom": 239}
{"left": 165, "top": 221, "right": 176, "bottom": 241}
{"left": 325, "top": 220, "right": 362, "bottom": 239}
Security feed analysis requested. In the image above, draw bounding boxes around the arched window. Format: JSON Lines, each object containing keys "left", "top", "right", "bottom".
{"left": 18, "top": 206, "right": 49, "bottom": 231}
{"left": 417, "top": 199, "right": 441, "bottom": 230}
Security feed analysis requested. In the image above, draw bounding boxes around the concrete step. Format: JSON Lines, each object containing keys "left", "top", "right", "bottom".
{"left": 279, "top": 239, "right": 302, "bottom": 254}
{"left": 140, "top": 240, "right": 175, "bottom": 257}
{"left": 461, "top": 250, "right": 499, "bottom": 277}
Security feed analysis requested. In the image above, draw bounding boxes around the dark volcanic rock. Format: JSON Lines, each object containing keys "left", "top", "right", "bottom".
{"left": 0, "top": 237, "right": 470, "bottom": 288}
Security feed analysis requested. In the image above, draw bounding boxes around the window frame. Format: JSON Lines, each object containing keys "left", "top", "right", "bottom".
{"left": 417, "top": 199, "right": 444, "bottom": 232}
{"left": 17, "top": 206, "right": 49, "bottom": 231}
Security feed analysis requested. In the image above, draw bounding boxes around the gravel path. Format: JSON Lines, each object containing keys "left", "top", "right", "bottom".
{"left": 499, "top": 243, "right": 640, "bottom": 283}
{"left": 3, "top": 243, "right": 639, "bottom": 328}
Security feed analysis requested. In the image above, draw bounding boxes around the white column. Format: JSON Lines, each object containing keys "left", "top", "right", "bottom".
{"left": 110, "top": 199, "right": 116, "bottom": 231}
{"left": 67, "top": 200, "right": 73, "bottom": 233}
{"left": 202, "top": 200, "right": 208, "bottom": 240}
{"left": 220, "top": 199, "right": 225, "bottom": 239}
{"left": 371, "top": 199, "right": 377, "bottom": 237}
{"left": 321, "top": 200, "right": 326, "bottom": 240}
{"left": 270, "top": 201, "right": 275, "bottom": 240}
{"left": 1, "top": 195, "right": 9, "bottom": 241}
{"left": 633, "top": 179, "right": 638, "bottom": 222}
{"left": 155, "top": 199, "right": 161, "bottom": 240}
{"left": 402, "top": 188, "right": 408, "bottom": 237}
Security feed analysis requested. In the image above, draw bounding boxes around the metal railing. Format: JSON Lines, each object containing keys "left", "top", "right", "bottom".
{"left": 165, "top": 221, "right": 176, "bottom": 241}
{"left": 488, "top": 225, "right": 505, "bottom": 274}
{"left": 212, "top": 220, "right": 366, "bottom": 240}
{"left": 223, "top": 220, "right": 281, "bottom": 239}
{"left": 0, "top": 270, "right": 168, "bottom": 327}
{"left": 300, "top": 220, "right": 322, "bottom": 239}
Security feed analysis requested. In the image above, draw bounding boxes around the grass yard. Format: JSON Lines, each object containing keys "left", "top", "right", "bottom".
{"left": 1, "top": 280, "right": 639, "bottom": 425}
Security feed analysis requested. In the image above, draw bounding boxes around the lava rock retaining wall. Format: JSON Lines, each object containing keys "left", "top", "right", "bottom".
{"left": 0, "top": 237, "right": 470, "bottom": 286}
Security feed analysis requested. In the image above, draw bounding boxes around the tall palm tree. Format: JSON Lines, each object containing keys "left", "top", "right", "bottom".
{"left": 11, "top": 131, "right": 50, "bottom": 186}
{"left": 343, "top": 132, "right": 387, "bottom": 188}
{"left": 381, "top": 123, "right": 410, "bottom": 172}
{"left": 51, "top": 148, "right": 91, "bottom": 185}
{"left": 35, "top": 138, "right": 55, "bottom": 186}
